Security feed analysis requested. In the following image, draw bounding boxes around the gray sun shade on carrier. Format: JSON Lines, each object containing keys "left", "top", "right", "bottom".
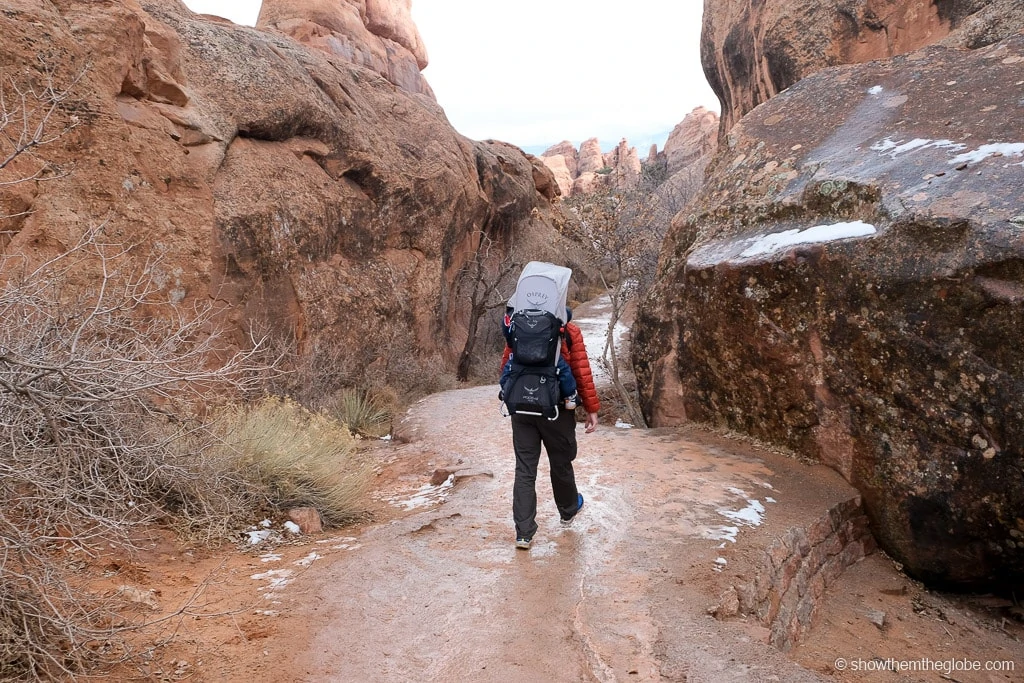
{"left": 511, "top": 261, "right": 572, "bottom": 321}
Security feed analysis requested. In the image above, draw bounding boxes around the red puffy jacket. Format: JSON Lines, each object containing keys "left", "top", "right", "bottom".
{"left": 500, "top": 321, "right": 600, "bottom": 414}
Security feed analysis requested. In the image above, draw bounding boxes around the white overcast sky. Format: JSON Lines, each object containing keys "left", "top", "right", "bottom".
{"left": 181, "top": 1, "right": 719, "bottom": 154}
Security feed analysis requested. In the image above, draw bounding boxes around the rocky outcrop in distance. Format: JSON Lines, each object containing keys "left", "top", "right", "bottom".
{"left": 539, "top": 137, "right": 641, "bottom": 197}
{"left": 0, "top": 0, "right": 577, "bottom": 394}
{"left": 651, "top": 106, "right": 720, "bottom": 209}
{"left": 701, "top": 0, "right": 1024, "bottom": 141}
{"left": 636, "top": 27, "right": 1024, "bottom": 591}
{"left": 540, "top": 110, "right": 720, "bottom": 203}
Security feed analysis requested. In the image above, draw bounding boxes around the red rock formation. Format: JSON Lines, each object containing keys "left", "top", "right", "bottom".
{"left": 542, "top": 141, "right": 579, "bottom": 177}
{"left": 0, "top": 0, "right": 577, "bottom": 394}
{"left": 663, "top": 106, "right": 719, "bottom": 175}
{"left": 539, "top": 155, "right": 573, "bottom": 198}
{"left": 604, "top": 139, "right": 641, "bottom": 188}
{"left": 653, "top": 106, "right": 720, "bottom": 212}
{"left": 257, "top": 0, "right": 433, "bottom": 97}
{"left": 540, "top": 137, "right": 646, "bottom": 197}
{"left": 576, "top": 138, "right": 605, "bottom": 175}
{"left": 702, "top": 0, "right": 1024, "bottom": 140}
{"left": 636, "top": 32, "right": 1024, "bottom": 590}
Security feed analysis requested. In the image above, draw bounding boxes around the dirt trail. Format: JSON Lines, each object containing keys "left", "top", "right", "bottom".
{"left": 125, "top": 298, "right": 1021, "bottom": 682}
{"left": 249, "top": 380, "right": 1018, "bottom": 683}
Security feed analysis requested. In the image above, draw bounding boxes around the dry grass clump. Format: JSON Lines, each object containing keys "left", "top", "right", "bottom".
{"left": 214, "top": 397, "right": 372, "bottom": 526}
{"left": 324, "top": 388, "right": 392, "bottom": 438}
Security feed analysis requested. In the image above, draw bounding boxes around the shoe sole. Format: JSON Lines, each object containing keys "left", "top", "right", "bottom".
{"left": 515, "top": 540, "right": 531, "bottom": 549}
{"left": 561, "top": 495, "right": 585, "bottom": 525}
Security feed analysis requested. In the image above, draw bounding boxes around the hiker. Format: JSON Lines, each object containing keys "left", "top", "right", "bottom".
{"left": 499, "top": 263, "right": 600, "bottom": 550}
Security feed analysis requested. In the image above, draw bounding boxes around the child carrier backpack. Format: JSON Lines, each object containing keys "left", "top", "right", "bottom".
{"left": 501, "top": 262, "right": 572, "bottom": 420}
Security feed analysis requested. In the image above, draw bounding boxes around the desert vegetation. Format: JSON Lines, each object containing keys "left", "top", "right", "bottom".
{"left": 0, "top": 65, "right": 382, "bottom": 680}
{"left": 563, "top": 158, "right": 686, "bottom": 425}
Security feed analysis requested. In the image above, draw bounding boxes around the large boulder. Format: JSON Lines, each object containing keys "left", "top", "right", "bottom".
{"left": 0, "top": 0, "right": 573, "bottom": 394}
{"left": 701, "top": 0, "right": 1024, "bottom": 140}
{"left": 635, "top": 35, "right": 1024, "bottom": 590}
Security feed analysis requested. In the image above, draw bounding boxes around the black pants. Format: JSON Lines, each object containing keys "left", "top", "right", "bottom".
{"left": 511, "top": 409, "right": 579, "bottom": 539}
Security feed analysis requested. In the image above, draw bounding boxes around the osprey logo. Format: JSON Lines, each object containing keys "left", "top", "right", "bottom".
{"left": 524, "top": 376, "right": 548, "bottom": 396}
{"left": 525, "top": 290, "right": 549, "bottom": 307}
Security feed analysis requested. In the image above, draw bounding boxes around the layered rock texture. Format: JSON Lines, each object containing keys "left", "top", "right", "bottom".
{"left": 636, "top": 31, "right": 1024, "bottom": 589}
{"left": 702, "top": 0, "right": 1024, "bottom": 140}
{"left": 0, "top": 0, "right": 572, "bottom": 389}
{"left": 539, "top": 137, "right": 642, "bottom": 196}
{"left": 256, "top": 0, "right": 433, "bottom": 97}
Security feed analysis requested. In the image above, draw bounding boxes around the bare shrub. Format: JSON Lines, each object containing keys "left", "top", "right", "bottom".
{"left": 0, "top": 225, "right": 274, "bottom": 679}
{"left": 212, "top": 397, "right": 371, "bottom": 526}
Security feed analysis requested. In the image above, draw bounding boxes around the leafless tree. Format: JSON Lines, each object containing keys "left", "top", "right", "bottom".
{"left": 565, "top": 166, "right": 671, "bottom": 427}
{"left": 454, "top": 228, "right": 520, "bottom": 382}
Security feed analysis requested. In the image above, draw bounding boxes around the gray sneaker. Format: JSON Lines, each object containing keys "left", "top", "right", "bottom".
{"left": 515, "top": 536, "right": 532, "bottom": 549}
{"left": 561, "top": 493, "right": 584, "bottom": 525}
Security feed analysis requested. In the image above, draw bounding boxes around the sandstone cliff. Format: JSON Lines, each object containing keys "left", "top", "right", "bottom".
{"left": 636, "top": 32, "right": 1024, "bottom": 590}
{"left": 702, "top": 0, "right": 1024, "bottom": 140}
{"left": 0, "top": 0, "right": 576, "bottom": 394}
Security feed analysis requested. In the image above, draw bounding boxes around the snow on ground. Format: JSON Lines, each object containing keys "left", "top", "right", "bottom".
{"left": 870, "top": 136, "right": 963, "bottom": 158}
{"left": 704, "top": 486, "right": 769, "bottom": 545}
{"left": 571, "top": 293, "right": 627, "bottom": 384}
{"left": 251, "top": 568, "right": 294, "bottom": 598}
{"left": 385, "top": 473, "right": 455, "bottom": 510}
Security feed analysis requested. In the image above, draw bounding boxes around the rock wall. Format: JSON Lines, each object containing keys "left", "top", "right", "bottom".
{"left": 635, "top": 32, "right": 1024, "bottom": 590}
{"left": 714, "top": 496, "right": 876, "bottom": 650}
{"left": 257, "top": 0, "right": 433, "bottom": 97}
{"left": 0, "top": 0, "right": 573, "bottom": 394}
{"left": 701, "top": 0, "right": 1024, "bottom": 140}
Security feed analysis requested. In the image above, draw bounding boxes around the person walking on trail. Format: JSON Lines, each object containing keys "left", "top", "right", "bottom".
{"left": 500, "top": 306, "right": 600, "bottom": 549}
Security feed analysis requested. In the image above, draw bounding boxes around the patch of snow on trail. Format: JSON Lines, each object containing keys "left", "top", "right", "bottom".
{"left": 294, "top": 552, "right": 321, "bottom": 567}
{"left": 713, "top": 486, "right": 767, "bottom": 538}
{"left": 251, "top": 568, "right": 293, "bottom": 596}
{"left": 704, "top": 526, "right": 739, "bottom": 543}
{"left": 387, "top": 474, "right": 454, "bottom": 510}
{"left": 738, "top": 221, "right": 876, "bottom": 259}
